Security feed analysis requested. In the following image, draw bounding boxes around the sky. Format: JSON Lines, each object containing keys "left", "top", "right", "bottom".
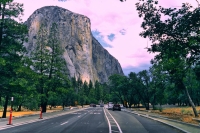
{"left": 14, "top": 0, "right": 198, "bottom": 75}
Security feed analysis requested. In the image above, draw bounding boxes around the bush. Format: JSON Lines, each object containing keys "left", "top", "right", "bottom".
{"left": 181, "top": 109, "right": 192, "bottom": 115}
{"left": 181, "top": 109, "right": 185, "bottom": 114}
{"left": 185, "top": 110, "right": 192, "bottom": 115}
{"left": 23, "top": 98, "right": 40, "bottom": 111}
{"left": 153, "top": 107, "right": 163, "bottom": 112}
{"left": 159, "top": 107, "right": 163, "bottom": 112}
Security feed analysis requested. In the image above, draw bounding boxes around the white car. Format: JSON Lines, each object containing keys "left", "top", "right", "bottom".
{"left": 108, "top": 102, "right": 113, "bottom": 110}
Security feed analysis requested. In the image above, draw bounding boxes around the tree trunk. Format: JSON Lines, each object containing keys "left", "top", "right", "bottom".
{"left": 41, "top": 102, "right": 47, "bottom": 113}
{"left": 137, "top": 103, "right": 140, "bottom": 108}
{"left": 146, "top": 103, "right": 149, "bottom": 110}
{"left": 17, "top": 104, "right": 22, "bottom": 111}
{"left": 62, "top": 102, "right": 65, "bottom": 110}
{"left": 196, "top": 99, "right": 199, "bottom": 106}
{"left": 2, "top": 95, "right": 9, "bottom": 118}
{"left": 185, "top": 87, "right": 199, "bottom": 117}
{"left": 121, "top": 99, "right": 124, "bottom": 107}
{"left": 152, "top": 104, "right": 155, "bottom": 110}
{"left": 128, "top": 102, "right": 132, "bottom": 108}
{"left": 152, "top": 95, "right": 156, "bottom": 110}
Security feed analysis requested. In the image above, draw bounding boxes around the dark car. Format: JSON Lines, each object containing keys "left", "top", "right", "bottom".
{"left": 90, "top": 103, "right": 96, "bottom": 107}
{"left": 113, "top": 104, "right": 121, "bottom": 111}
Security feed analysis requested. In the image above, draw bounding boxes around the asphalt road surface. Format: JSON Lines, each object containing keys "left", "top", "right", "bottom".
{"left": 0, "top": 107, "right": 183, "bottom": 133}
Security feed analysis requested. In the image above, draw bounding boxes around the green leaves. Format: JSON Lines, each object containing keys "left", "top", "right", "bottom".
{"left": 29, "top": 22, "right": 71, "bottom": 110}
{"left": 136, "top": 0, "right": 200, "bottom": 116}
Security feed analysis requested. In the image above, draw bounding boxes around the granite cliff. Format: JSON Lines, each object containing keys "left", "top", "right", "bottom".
{"left": 24, "top": 6, "right": 124, "bottom": 83}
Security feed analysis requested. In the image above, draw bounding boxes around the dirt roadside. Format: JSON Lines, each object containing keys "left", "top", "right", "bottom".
{"left": 0, "top": 105, "right": 87, "bottom": 118}
{"left": 0, "top": 106, "right": 66, "bottom": 118}
{"left": 132, "top": 106, "right": 200, "bottom": 125}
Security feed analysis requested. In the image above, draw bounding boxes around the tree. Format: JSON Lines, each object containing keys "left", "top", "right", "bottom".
{"left": 30, "top": 23, "right": 68, "bottom": 112}
{"left": 128, "top": 72, "right": 142, "bottom": 107}
{"left": 149, "top": 64, "right": 168, "bottom": 108}
{"left": 30, "top": 24, "right": 49, "bottom": 112}
{"left": 108, "top": 74, "right": 127, "bottom": 105}
{"left": 46, "top": 23, "right": 68, "bottom": 90}
{"left": 136, "top": 70, "right": 152, "bottom": 110}
{"left": 136, "top": 0, "right": 200, "bottom": 117}
{"left": 0, "top": 0, "right": 28, "bottom": 118}
{"left": 71, "top": 77, "right": 78, "bottom": 94}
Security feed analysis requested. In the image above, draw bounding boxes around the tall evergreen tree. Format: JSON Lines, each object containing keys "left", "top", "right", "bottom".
{"left": 0, "top": 0, "right": 28, "bottom": 118}
{"left": 30, "top": 23, "right": 69, "bottom": 112}
{"left": 30, "top": 24, "right": 49, "bottom": 112}
{"left": 46, "top": 23, "right": 68, "bottom": 92}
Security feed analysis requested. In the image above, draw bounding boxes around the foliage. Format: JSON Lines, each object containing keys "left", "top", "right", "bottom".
{"left": 0, "top": 0, "right": 29, "bottom": 118}
{"left": 136, "top": 0, "right": 200, "bottom": 117}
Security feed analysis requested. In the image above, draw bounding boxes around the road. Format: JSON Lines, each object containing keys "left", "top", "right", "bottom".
{"left": 0, "top": 107, "right": 183, "bottom": 133}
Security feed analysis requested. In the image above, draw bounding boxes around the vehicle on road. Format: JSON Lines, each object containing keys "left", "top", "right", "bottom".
{"left": 100, "top": 103, "right": 104, "bottom": 107}
{"left": 108, "top": 102, "right": 113, "bottom": 110}
{"left": 90, "top": 103, "right": 96, "bottom": 107}
{"left": 113, "top": 104, "right": 121, "bottom": 111}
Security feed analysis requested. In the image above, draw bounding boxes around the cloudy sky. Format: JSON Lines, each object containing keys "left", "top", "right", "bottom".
{"left": 14, "top": 0, "right": 197, "bottom": 75}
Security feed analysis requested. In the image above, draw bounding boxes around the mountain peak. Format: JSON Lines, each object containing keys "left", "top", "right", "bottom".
{"left": 24, "top": 6, "right": 123, "bottom": 83}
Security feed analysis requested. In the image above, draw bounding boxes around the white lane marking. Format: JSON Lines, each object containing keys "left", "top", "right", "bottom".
{"left": 103, "top": 108, "right": 111, "bottom": 133}
{"left": 105, "top": 108, "right": 123, "bottom": 133}
{"left": 0, "top": 108, "right": 88, "bottom": 131}
{"left": 90, "top": 113, "right": 101, "bottom": 114}
{"left": 112, "top": 130, "right": 120, "bottom": 132}
{"left": 78, "top": 115, "right": 81, "bottom": 117}
{"left": 60, "top": 121, "right": 68, "bottom": 125}
{"left": 71, "top": 113, "right": 81, "bottom": 114}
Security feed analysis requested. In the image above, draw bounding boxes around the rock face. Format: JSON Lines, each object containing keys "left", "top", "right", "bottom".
{"left": 24, "top": 6, "right": 124, "bottom": 83}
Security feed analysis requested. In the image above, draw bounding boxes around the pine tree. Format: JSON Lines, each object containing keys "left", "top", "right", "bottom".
{"left": 46, "top": 23, "right": 68, "bottom": 91}
{"left": 30, "top": 24, "right": 50, "bottom": 112}
{"left": 0, "top": 0, "right": 28, "bottom": 118}
{"left": 30, "top": 23, "right": 69, "bottom": 112}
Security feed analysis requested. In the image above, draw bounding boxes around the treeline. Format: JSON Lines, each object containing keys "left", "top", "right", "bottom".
{"left": 109, "top": 68, "right": 200, "bottom": 110}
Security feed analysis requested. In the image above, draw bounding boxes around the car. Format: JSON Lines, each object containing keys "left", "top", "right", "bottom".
{"left": 90, "top": 103, "right": 96, "bottom": 107}
{"left": 108, "top": 102, "right": 113, "bottom": 110}
{"left": 112, "top": 104, "right": 121, "bottom": 111}
{"left": 100, "top": 103, "right": 104, "bottom": 107}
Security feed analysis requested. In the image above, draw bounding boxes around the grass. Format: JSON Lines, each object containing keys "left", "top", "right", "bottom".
{"left": 151, "top": 106, "right": 200, "bottom": 125}
{"left": 0, "top": 106, "right": 64, "bottom": 118}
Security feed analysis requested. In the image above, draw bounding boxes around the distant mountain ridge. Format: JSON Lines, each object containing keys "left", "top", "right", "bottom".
{"left": 24, "top": 6, "right": 124, "bottom": 83}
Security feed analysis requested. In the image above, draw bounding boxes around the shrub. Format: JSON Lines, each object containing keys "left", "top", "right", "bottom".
{"left": 159, "top": 107, "right": 163, "bottom": 112}
{"left": 181, "top": 109, "right": 185, "bottom": 114}
{"left": 186, "top": 110, "right": 192, "bottom": 115}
